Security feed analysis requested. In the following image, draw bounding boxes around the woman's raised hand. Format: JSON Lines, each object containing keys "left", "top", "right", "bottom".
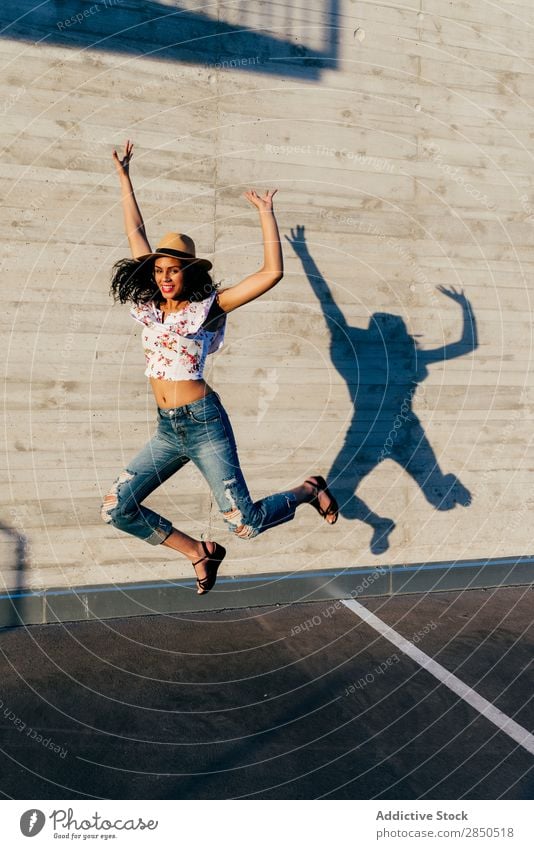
{"left": 243, "top": 188, "right": 278, "bottom": 211}
{"left": 112, "top": 139, "right": 134, "bottom": 177}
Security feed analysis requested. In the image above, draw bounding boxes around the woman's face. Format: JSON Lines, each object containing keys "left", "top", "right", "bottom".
{"left": 153, "top": 256, "right": 187, "bottom": 299}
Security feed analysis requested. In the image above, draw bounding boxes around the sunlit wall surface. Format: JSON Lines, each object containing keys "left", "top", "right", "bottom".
{"left": 1, "top": 1, "right": 532, "bottom": 592}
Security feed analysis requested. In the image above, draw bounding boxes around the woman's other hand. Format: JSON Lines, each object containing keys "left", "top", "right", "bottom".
{"left": 112, "top": 139, "right": 134, "bottom": 178}
{"left": 243, "top": 188, "right": 278, "bottom": 212}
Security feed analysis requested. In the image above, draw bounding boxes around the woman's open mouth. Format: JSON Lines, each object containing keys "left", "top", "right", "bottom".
{"left": 161, "top": 285, "right": 175, "bottom": 293}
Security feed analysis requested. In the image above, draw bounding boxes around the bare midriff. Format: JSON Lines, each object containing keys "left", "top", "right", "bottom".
{"left": 149, "top": 301, "right": 216, "bottom": 409}
{"left": 150, "top": 377, "right": 215, "bottom": 409}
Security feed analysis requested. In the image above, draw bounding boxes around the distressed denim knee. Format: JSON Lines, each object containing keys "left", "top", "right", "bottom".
{"left": 100, "top": 468, "right": 172, "bottom": 545}
{"left": 219, "top": 475, "right": 298, "bottom": 540}
{"left": 101, "top": 469, "right": 135, "bottom": 525}
{"left": 220, "top": 475, "right": 262, "bottom": 539}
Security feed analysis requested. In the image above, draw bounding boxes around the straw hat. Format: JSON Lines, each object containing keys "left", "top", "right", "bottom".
{"left": 137, "top": 233, "right": 212, "bottom": 270}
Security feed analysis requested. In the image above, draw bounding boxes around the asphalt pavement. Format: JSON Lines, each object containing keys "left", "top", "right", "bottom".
{"left": 0, "top": 586, "right": 532, "bottom": 799}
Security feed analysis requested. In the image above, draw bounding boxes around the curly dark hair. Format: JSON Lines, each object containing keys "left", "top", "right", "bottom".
{"left": 109, "top": 256, "right": 217, "bottom": 306}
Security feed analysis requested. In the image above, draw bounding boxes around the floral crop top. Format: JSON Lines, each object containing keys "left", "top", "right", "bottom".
{"left": 129, "top": 291, "right": 226, "bottom": 381}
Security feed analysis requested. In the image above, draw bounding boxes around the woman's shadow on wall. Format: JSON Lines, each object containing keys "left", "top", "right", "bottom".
{"left": 286, "top": 226, "right": 478, "bottom": 555}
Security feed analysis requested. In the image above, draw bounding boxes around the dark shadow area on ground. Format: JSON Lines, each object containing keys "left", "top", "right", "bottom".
{"left": 286, "top": 225, "right": 478, "bottom": 555}
{"left": 0, "top": 1, "right": 339, "bottom": 80}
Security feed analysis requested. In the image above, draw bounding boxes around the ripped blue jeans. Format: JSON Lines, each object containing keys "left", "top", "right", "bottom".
{"left": 101, "top": 391, "right": 298, "bottom": 544}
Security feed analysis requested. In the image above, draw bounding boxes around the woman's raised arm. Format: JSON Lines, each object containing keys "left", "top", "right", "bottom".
{"left": 112, "top": 140, "right": 152, "bottom": 259}
{"left": 217, "top": 189, "right": 283, "bottom": 313}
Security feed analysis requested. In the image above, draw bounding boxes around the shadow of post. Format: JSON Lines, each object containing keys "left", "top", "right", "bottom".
{"left": 0, "top": 521, "right": 30, "bottom": 629}
{"left": 286, "top": 225, "right": 478, "bottom": 555}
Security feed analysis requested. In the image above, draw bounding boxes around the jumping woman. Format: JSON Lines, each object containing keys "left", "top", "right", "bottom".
{"left": 101, "top": 140, "right": 338, "bottom": 595}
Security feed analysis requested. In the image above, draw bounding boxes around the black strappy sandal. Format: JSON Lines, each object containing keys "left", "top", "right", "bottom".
{"left": 305, "top": 475, "right": 339, "bottom": 525}
{"left": 192, "top": 541, "right": 226, "bottom": 595}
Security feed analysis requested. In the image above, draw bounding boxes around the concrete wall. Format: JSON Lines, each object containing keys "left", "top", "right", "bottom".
{"left": 1, "top": 0, "right": 533, "bottom": 593}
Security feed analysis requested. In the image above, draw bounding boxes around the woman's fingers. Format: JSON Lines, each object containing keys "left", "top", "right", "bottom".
{"left": 244, "top": 189, "right": 262, "bottom": 203}
{"left": 112, "top": 140, "right": 134, "bottom": 172}
{"left": 243, "top": 188, "right": 278, "bottom": 208}
{"left": 116, "top": 140, "right": 133, "bottom": 163}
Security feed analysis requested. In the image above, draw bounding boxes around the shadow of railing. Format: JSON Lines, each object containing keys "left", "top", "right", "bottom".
{"left": 0, "top": 1, "right": 340, "bottom": 79}
{"left": 286, "top": 226, "right": 478, "bottom": 555}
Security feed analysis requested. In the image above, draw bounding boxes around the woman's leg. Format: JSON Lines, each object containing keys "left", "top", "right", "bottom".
{"left": 184, "top": 393, "right": 325, "bottom": 539}
{"left": 100, "top": 426, "right": 190, "bottom": 545}
{"left": 101, "top": 408, "right": 228, "bottom": 593}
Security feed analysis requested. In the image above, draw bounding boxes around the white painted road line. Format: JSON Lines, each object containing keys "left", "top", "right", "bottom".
{"left": 342, "top": 599, "right": 534, "bottom": 757}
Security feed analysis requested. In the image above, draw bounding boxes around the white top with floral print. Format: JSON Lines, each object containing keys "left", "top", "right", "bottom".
{"left": 129, "top": 291, "right": 226, "bottom": 381}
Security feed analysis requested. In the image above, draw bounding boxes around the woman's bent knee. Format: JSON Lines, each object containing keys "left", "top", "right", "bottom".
{"left": 220, "top": 478, "right": 261, "bottom": 539}
{"left": 100, "top": 469, "right": 172, "bottom": 545}
{"left": 234, "top": 522, "right": 260, "bottom": 540}
{"left": 222, "top": 508, "right": 261, "bottom": 539}
{"left": 100, "top": 469, "right": 136, "bottom": 524}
